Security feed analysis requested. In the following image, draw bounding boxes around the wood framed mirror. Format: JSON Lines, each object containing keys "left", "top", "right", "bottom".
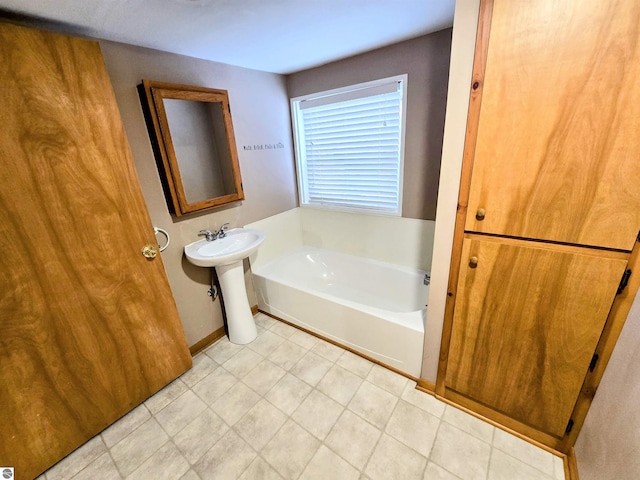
{"left": 139, "top": 80, "right": 244, "bottom": 216}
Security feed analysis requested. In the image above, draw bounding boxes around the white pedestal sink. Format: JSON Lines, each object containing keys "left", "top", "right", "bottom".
{"left": 184, "top": 228, "right": 265, "bottom": 344}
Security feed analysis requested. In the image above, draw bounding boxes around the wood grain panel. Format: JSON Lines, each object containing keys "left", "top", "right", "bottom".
{"left": 446, "top": 235, "right": 628, "bottom": 437}
{"left": 437, "top": 0, "right": 494, "bottom": 397}
{"left": 0, "top": 23, "right": 192, "bottom": 479}
{"left": 561, "top": 236, "right": 640, "bottom": 450}
{"left": 465, "top": 0, "right": 640, "bottom": 250}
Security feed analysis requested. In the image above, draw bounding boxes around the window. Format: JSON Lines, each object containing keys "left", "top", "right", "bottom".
{"left": 291, "top": 75, "right": 407, "bottom": 215}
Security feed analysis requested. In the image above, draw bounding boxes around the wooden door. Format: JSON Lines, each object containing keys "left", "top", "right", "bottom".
{"left": 446, "top": 236, "right": 628, "bottom": 437}
{"left": 0, "top": 23, "right": 192, "bottom": 479}
{"left": 464, "top": 0, "right": 640, "bottom": 250}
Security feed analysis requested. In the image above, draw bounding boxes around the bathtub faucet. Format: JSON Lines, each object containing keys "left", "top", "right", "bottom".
{"left": 424, "top": 273, "right": 431, "bottom": 286}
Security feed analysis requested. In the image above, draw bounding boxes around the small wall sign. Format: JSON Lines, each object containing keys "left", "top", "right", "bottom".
{"left": 243, "top": 142, "right": 285, "bottom": 151}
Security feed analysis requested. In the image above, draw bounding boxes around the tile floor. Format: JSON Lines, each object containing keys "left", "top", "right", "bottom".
{"left": 42, "top": 313, "right": 566, "bottom": 480}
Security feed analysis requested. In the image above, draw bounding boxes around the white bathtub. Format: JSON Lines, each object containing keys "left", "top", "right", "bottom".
{"left": 251, "top": 247, "right": 428, "bottom": 377}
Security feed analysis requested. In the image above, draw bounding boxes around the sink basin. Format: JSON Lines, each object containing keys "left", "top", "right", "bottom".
{"left": 184, "top": 228, "right": 265, "bottom": 267}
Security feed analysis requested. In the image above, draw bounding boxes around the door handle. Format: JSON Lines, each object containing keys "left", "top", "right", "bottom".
{"left": 141, "top": 244, "right": 158, "bottom": 259}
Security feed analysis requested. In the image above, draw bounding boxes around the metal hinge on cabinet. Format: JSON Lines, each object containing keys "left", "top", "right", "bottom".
{"left": 589, "top": 353, "right": 599, "bottom": 372}
{"left": 565, "top": 419, "right": 574, "bottom": 434}
{"left": 617, "top": 269, "right": 632, "bottom": 295}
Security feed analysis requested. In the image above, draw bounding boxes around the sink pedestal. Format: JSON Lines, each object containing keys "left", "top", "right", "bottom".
{"left": 216, "top": 261, "right": 257, "bottom": 344}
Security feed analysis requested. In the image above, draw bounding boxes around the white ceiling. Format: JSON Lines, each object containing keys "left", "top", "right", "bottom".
{"left": 0, "top": 0, "right": 455, "bottom": 74}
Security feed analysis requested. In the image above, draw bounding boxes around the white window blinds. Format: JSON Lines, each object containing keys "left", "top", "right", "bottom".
{"left": 291, "top": 76, "right": 406, "bottom": 215}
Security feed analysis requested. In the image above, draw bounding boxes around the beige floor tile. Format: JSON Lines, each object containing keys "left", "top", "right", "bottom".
{"left": 242, "top": 359, "right": 286, "bottom": 395}
{"left": 292, "top": 390, "right": 344, "bottom": 440}
{"left": 553, "top": 455, "right": 566, "bottom": 480}
{"left": 144, "top": 378, "right": 188, "bottom": 415}
{"left": 431, "top": 422, "right": 491, "bottom": 480}
{"left": 325, "top": 410, "right": 381, "bottom": 470}
{"left": 488, "top": 449, "right": 555, "bottom": 480}
{"left": 126, "top": 441, "right": 189, "bottom": 480}
{"left": 173, "top": 409, "right": 229, "bottom": 464}
{"left": 254, "top": 313, "right": 278, "bottom": 330}
{"left": 43, "top": 314, "right": 566, "bottom": 480}
{"left": 110, "top": 418, "right": 168, "bottom": 477}
{"left": 247, "top": 329, "right": 286, "bottom": 357}
{"left": 193, "top": 430, "right": 256, "bottom": 480}
{"left": 69, "top": 452, "right": 119, "bottom": 480}
{"left": 385, "top": 400, "right": 440, "bottom": 457}
{"left": 239, "top": 457, "right": 284, "bottom": 480}
{"left": 290, "top": 351, "right": 333, "bottom": 386}
{"left": 154, "top": 390, "right": 208, "bottom": 436}
{"left": 401, "top": 381, "right": 446, "bottom": 418}
{"left": 442, "top": 405, "right": 495, "bottom": 443}
{"left": 180, "top": 470, "right": 202, "bottom": 480}
{"left": 300, "top": 445, "right": 360, "bottom": 480}
{"left": 204, "top": 337, "right": 243, "bottom": 364}
{"left": 348, "top": 381, "right": 397, "bottom": 429}
{"left": 265, "top": 373, "right": 313, "bottom": 415}
{"left": 191, "top": 367, "right": 238, "bottom": 405}
{"left": 336, "top": 351, "right": 374, "bottom": 378}
{"left": 311, "top": 339, "right": 344, "bottom": 362}
{"left": 317, "top": 364, "right": 363, "bottom": 406}
{"left": 234, "top": 399, "right": 288, "bottom": 451}
{"left": 102, "top": 403, "right": 151, "bottom": 448}
{"left": 424, "top": 462, "right": 461, "bottom": 479}
{"left": 366, "top": 364, "right": 408, "bottom": 396}
{"left": 180, "top": 354, "right": 218, "bottom": 388}
{"left": 211, "top": 381, "right": 261, "bottom": 426}
{"left": 492, "top": 428, "right": 554, "bottom": 476}
{"left": 270, "top": 320, "right": 298, "bottom": 338}
{"left": 222, "top": 348, "right": 264, "bottom": 378}
{"left": 262, "top": 419, "right": 320, "bottom": 480}
{"left": 364, "top": 433, "right": 427, "bottom": 480}
{"left": 268, "top": 340, "right": 307, "bottom": 370}
{"left": 289, "top": 329, "right": 320, "bottom": 350}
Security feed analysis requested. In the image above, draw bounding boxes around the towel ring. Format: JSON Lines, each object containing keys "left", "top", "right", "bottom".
{"left": 153, "top": 226, "right": 170, "bottom": 252}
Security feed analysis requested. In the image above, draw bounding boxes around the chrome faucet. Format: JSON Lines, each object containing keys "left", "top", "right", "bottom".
{"left": 198, "top": 223, "right": 230, "bottom": 242}
{"left": 217, "top": 223, "right": 230, "bottom": 238}
{"left": 198, "top": 229, "right": 216, "bottom": 242}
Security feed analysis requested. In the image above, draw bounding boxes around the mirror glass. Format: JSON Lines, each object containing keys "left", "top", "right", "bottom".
{"left": 139, "top": 80, "right": 244, "bottom": 216}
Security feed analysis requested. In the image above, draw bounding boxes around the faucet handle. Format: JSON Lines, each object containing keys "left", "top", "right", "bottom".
{"left": 198, "top": 229, "right": 215, "bottom": 241}
{"left": 218, "top": 223, "right": 230, "bottom": 238}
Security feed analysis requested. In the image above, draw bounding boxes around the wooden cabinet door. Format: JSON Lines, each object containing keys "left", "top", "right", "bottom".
{"left": 464, "top": 0, "right": 640, "bottom": 250}
{"left": 0, "top": 23, "right": 192, "bottom": 479}
{"left": 446, "top": 235, "right": 628, "bottom": 438}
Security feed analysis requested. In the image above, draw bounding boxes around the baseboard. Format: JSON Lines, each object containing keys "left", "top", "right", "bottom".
{"left": 416, "top": 378, "right": 436, "bottom": 394}
{"left": 189, "top": 326, "right": 226, "bottom": 356}
{"left": 565, "top": 448, "right": 579, "bottom": 480}
{"left": 258, "top": 309, "right": 420, "bottom": 383}
{"left": 251, "top": 304, "right": 259, "bottom": 315}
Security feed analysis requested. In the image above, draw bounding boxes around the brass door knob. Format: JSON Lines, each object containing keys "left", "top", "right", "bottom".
{"left": 469, "top": 256, "right": 479, "bottom": 268}
{"left": 142, "top": 244, "right": 158, "bottom": 259}
{"left": 476, "top": 208, "right": 486, "bottom": 220}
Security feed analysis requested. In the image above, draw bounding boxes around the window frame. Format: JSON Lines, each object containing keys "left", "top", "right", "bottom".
{"left": 290, "top": 74, "right": 408, "bottom": 216}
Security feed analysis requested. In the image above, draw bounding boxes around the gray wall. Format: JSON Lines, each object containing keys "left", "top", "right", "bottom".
{"left": 100, "top": 41, "right": 298, "bottom": 346}
{"left": 286, "top": 30, "right": 452, "bottom": 221}
{"left": 574, "top": 291, "right": 640, "bottom": 479}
